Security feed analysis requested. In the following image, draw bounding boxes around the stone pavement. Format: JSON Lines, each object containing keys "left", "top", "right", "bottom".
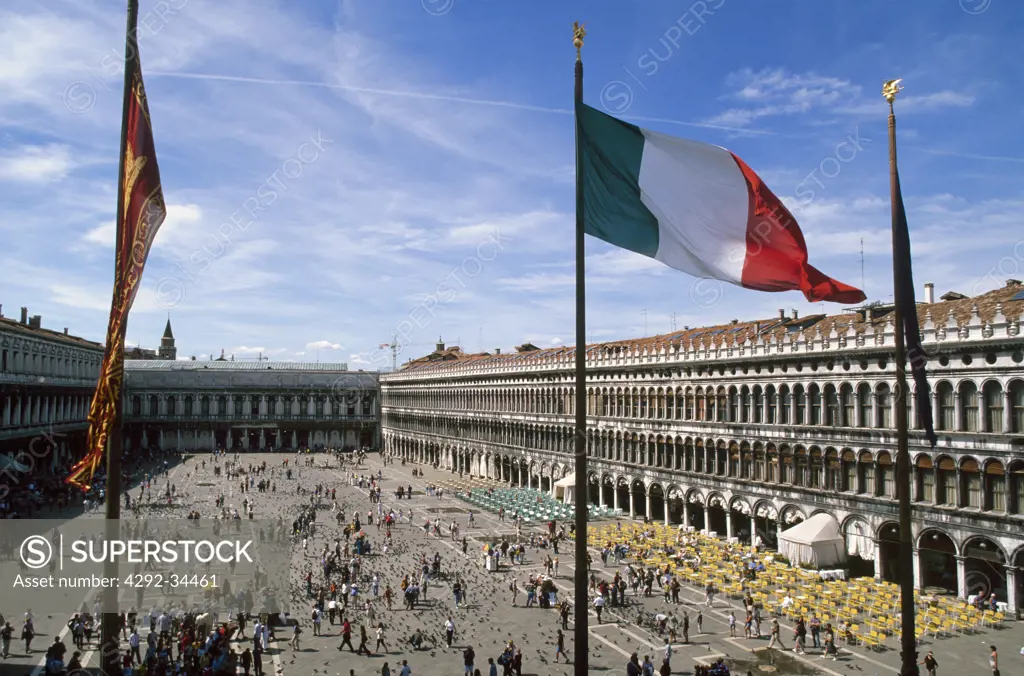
{"left": 1, "top": 451, "right": 1021, "bottom": 676}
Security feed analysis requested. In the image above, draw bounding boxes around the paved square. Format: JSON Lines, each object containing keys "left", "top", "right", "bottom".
{"left": 1, "top": 451, "right": 1021, "bottom": 676}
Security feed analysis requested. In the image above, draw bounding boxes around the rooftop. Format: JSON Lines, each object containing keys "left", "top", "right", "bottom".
{"left": 394, "top": 280, "right": 1024, "bottom": 375}
{"left": 0, "top": 312, "right": 103, "bottom": 349}
{"left": 125, "top": 360, "right": 356, "bottom": 372}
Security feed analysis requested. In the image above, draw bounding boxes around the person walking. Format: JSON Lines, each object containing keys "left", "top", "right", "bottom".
{"left": 445, "top": 617, "right": 456, "bottom": 648}
{"left": 989, "top": 645, "right": 999, "bottom": 676}
{"left": 312, "top": 606, "right": 321, "bottom": 636}
{"left": 375, "top": 623, "right": 389, "bottom": 653}
{"left": 554, "top": 630, "right": 567, "bottom": 664}
{"left": 463, "top": 645, "right": 475, "bottom": 675}
{"left": 356, "top": 624, "right": 372, "bottom": 656}
{"left": 0, "top": 622, "right": 12, "bottom": 658}
{"left": 768, "top": 618, "right": 785, "bottom": 650}
{"left": 289, "top": 624, "right": 301, "bottom": 650}
{"left": 920, "top": 650, "right": 938, "bottom": 675}
{"left": 696, "top": 609, "right": 703, "bottom": 634}
{"left": 728, "top": 611, "right": 736, "bottom": 637}
{"left": 338, "top": 619, "right": 355, "bottom": 652}
{"left": 681, "top": 612, "right": 689, "bottom": 644}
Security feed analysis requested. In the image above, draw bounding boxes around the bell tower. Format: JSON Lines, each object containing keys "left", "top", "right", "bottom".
{"left": 158, "top": 315, "right": 177, "bottom": 360}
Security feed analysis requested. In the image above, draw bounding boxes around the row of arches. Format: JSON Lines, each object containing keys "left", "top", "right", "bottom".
{"left": 383, "top": 414, "right": 1024, "bottom": 515}
{"left": 386, "top": 432, "right": 1024, "bottom": 609}
{"left": 383, "top": 378, "right": 1024, "bottom": 434}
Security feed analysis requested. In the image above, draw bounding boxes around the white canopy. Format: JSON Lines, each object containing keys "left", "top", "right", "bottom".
{"left": 554, "top": 473, "right": 575, "bottom": 504}
{"left": 778, "top": 513, "right": 847, "bottom": 569}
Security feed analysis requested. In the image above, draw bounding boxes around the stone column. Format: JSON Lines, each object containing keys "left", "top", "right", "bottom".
{"left": 682, "top": 501, "right": 690, "bottom": 528}
{"left": 912, "top": 548, "right": 922, "bottom": 588}
{"left": 725, "top": 512, "right": 734, "bottom": 540}
{"left": 955, "top": 556, "right": 968, "bottom": 598}
{"left": 954, "top": 393, "right": 962, "bottom": 432}
{"left": 873, "top": 540, "right": 882, "bottom": 579}
{"left": 776, "top": 521, "right": 783, "bottom": 547}
{"left": 176, "top": 428, "right": 182, "bottom": 450}
{"left": 629, "top": 490, "right": 636, "bottom": 519}
{"left": 750, "top": 515, "right": 757, "bottom": 543}
{"left": 663, "top": 502, "right": 670, "bottom": 527}
{"left": 1004, "top": 566, "right": 1017, "bottom": 615}
{"left": 644, "top": 491, "right": 652, "bottom": 521}
{"left": 1004, "top": 391, "right": 1013, "bottom": 433}
{"left": 259, "top": 429, "right": 265, "bottom": 450}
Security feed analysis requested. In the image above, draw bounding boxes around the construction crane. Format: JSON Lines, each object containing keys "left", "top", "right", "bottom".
{"left": 378, "top": 336, "right": 435, "bottom": 371}
{"left": 379, "top": 336, "right": 401, "bottom": 372}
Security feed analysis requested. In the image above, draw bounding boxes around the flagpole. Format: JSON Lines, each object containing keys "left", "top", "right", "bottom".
{"left": 572, "top": 20, "right": 590, "bottom": 675}
{"left": 100, "top": 1, "right": 139, "bottom": 674}
{"left": 884, "top": 78, "right": 918, "bottom": 676}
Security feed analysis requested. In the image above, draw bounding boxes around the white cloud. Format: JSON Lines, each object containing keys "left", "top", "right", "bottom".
{"left": 306, "top": 340, "right": 343, "bottom": 350}
{"left": 0, "top": 144, "right": 73, "bottom": 183}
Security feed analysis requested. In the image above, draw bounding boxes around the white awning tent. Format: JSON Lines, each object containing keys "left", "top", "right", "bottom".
{"left": 554, "top": 473, "right": 576, "bottom": 504}
{"left": 778, "top": 513, "right": 848, "bottom": 569}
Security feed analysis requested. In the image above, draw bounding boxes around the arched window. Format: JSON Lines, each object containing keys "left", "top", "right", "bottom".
{"left": 167, "top": 395, "right": 176, "bottom": 416}
{"left": 132, "top": 396, "right": 141, "bottom": 416}
{"left": 183, "top": 396, "right": 193, "bottom": 416}
{"left": 778, "top": 446, "right": 790, "bottom": 483}
{"left": 824, "top": 385, "right": 839, "bottom": 426}
{"left": 1010, "top": 461, "right": 1024, "bottom": 515}
{"left": 915, "top": 455, "right": 934, "bottom": 502}
{"left": 858, "top": 451, "right": 874, "bottom": 494}
{"left": 149, "top": 395, "right": 158, "bottom": 416}
{"left": 960, "top": 382, "right": 980, "bottom": 432}
{"left": 983, "top": 382, "right": 1003, "bottom": 432}
{"left": 876, "top": 384, "right": 892, "bottom": 428}
{"left": 793, "top": 385, "right": 805, "bottom": 424}
{"left": 201, "top": 396, "right": 210, "bottom": 416}
{"left": 961, "top": 458, "right": 981, "bottom": 508}
{"left": 935, "top": 381, "right": 955, "bottom": 430}
{"left": 985, "top": 460, "right": 1006, "bottom": 512}
{"left": 766, "top": 448, "right": 778, "bottom": 482}
{"left": 841, "top": 384, "right": 854, "bottom": 426}
{"left": 841, "top": 450, "right": 856, "bottom": 491}
{"left": 1011, "top": 380, "right": 1024, "bottom": 433}
{"left": 936, "top": 456, "right": 956, "bottom": 505}
{"left": 809, "top": 385, "right": 822, "bottom": 425}
{"left": 717, "top": 388, "right": 727, "bottom": 422}
{"left": 808, "top": 448, "right": 822, "bottom": 488}
{"left": 857, "top": 383, "right": 872, "bottom": 427}
{"left": 779, "top": 385, "right": 791, "bottom": 424}
{"left": 877, "top": 451, "right": 894, "bottom": 498}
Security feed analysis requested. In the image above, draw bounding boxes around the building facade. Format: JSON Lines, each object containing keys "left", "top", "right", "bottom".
{"left": 2, "top": 309, "right": 381, "bottom": 491}
{"left": 381, "top": 281, "right": 1024, "bottom": 613}
{"left": 0, "top": 306, "right": 104, "bottom": 472}
{"left": 123, "top": 358, "right": 380, "bottom": 452}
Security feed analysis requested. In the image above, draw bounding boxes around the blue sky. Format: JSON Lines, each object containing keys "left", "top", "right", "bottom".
{"left": 2, "top": 0, "right": 1023, "bottom": 370}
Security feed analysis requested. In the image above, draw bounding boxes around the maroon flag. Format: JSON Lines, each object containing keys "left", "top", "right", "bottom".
{"left": 68, "top": 12, "right": 165, "bottom": 490}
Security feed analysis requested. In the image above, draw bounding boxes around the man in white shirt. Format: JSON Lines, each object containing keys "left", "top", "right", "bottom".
{"left": 445, "top": 617, "right": 455, "bottom": 648}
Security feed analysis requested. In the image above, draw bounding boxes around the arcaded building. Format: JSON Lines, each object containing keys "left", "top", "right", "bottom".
{"left": 123, "top": 321, "right": 380, "bottom": 452}
{"left": 381, "top": 281, "right": 1024, "bottom": 613}
{"left": 0, "top": 306, "right": 104, "bottom": 472}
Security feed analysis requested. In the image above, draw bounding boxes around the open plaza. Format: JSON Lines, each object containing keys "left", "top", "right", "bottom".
{"left": 0, "top": 449, "right": 1021, "bottom": 676}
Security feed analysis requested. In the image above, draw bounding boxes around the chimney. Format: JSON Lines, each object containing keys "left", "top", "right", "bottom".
{"left": 754, "top": 321, "right": 761, "bottom": 333}
{"left": 495, "top": 348, "right": 501, "bottom": 355}
{"left": 924, "top": 282, "right": 935, "bottom": 304}
{"left": 778, "top": 308, "right": 785, "bottom": 319}
{"left": 866, "top": 307, "right": 874, "bottom": 321}
{"left": 64, "top": 328, "right": 68, "bottom": 335}
{"left": 1007, "top": 279, "right": 1022, "bottom": 287}
{"left": 436, "top": 337, "right": 445, "bottom": 352}
{"left": 29, "top": 315, "right": 41, "bottom": 329}
{"left": 20, "top": 307, "right": 28, "bottom": 324}
{"left": 0, "top": 303, "right": 3, "bottom": 317}
{"left": 791, "top": 309, "right": 799, "bottom": 320}
{"left": 730, "top": 318, "right": 738, "bottom": 325}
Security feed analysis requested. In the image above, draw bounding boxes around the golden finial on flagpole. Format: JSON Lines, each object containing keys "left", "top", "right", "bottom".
{"left": 573, "top": 22, "right": 586, "bottom": 60}
{"left": 882, "top": 78, "right": 903, "bottom": 104}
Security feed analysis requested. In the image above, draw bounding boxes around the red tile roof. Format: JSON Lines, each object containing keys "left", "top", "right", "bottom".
{"left": 396, "top": 281, "right": 1024, "bottom": 375}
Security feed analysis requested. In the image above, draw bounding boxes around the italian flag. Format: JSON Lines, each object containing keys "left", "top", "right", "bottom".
{"left": 576, "top": 102, "right": 865, "bottom": 304}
